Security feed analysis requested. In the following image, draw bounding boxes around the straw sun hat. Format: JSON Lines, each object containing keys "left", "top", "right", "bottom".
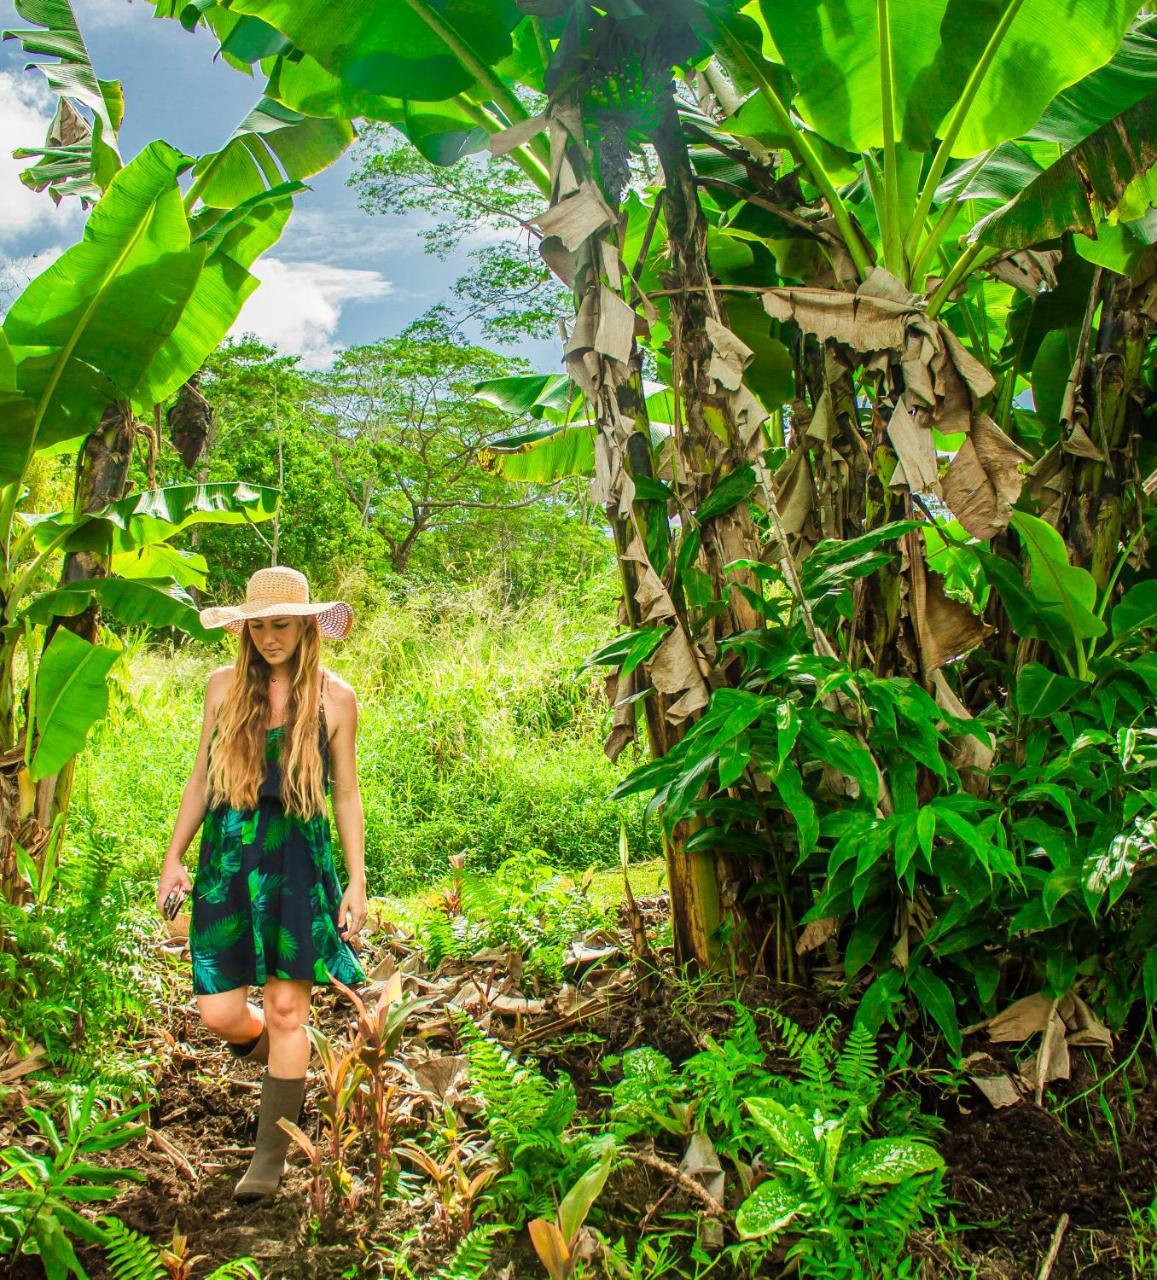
{"left": 199, "top": 567, "right": 354, "bottom": 639}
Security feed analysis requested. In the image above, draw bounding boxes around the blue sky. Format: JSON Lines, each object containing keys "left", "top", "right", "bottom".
{"left": 0, "top": 0, "right": 558, "bottom": 369}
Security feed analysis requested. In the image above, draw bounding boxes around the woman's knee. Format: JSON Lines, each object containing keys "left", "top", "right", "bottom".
{"left": 196, "top": 992, "right": 249, "bottom": 1036}
{"left": 264, "top": 982, "right": 311, "bottom": 1033}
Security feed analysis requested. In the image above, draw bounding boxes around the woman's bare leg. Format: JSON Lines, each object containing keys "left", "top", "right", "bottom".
{"left": 264, "top": 976, "right": 312, "bottom": 1076}
{"left": 196, "top": 988, "right": 264, "bottom": 1043}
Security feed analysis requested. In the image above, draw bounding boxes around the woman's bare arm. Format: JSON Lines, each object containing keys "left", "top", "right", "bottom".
{"left": 156, "top": 667, "right": 231, "bottom": 912}
{"left": 326, "top": 674, "right": 368, "bottom": 938}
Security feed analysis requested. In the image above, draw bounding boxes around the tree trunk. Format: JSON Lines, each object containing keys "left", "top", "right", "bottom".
{"left": 34, "top": 404, "right": 136, "bottom": 828}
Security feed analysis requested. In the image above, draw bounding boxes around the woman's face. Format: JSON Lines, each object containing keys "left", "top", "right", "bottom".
{"left": 247, "top": 615, "right": 304, "bottom": 667}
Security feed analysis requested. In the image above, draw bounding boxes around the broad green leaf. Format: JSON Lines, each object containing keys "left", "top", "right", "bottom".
{"left": 697, "top": 465, "right": 756, "bottom": 522}
{"left": 1083, "top": 822, "right": 1148, "bottom": 912}
{"left": 907, "top": 964, "right": 962, "bottom": 1054}
{"left": 474, "top": 372, "right": 572, "bottom": 420}
{"left": 265, "top": 49, "right": 406, "bottom": 121}
{"left": 30, "top": 628, "right": 120, "bottom": 780}
{"left": 842, "top": 1138, "right": 944, "bottom": 1191}
{"left": 746, "top": 1096, "right": 818, "bottom": 1164}
{"left": 1009, "top": 511, "right": 1106, "bottom": 642}
{"left": 735, "top": 1177, "right": 809, "bottom": 1240}
{"left": 936, "top": 142, "right": 1045, "bottom": 204}
{"left": 584, "top": 627, "right": 667, "bottom": 679}
{"left": 479, "top": 422, "right": 595, "bottom": 483}
{"left": 111, "top": 543, "right": 208, "bottom": 589}
{"left": 1111, "top": 580, "right": 1157, "bottom": 640}
{"left": 1074, "top": 222, "right": 1149, "bottom": 276}
{"left": 224, "top": 0, "right": 523, "bottom": 102}
{"left": 726, "top": 294, "right": 794, "bottom": 409}
{"left": 1, "top": 142, "right": 202, "bottom": 481}
{"left": 1014, "top": 663, "right": 1087, "bottom": 718}
{"left": 399, "top": 97, "right": 489, "bottom": 165}
{"left": 3, "top": 0, "right": 123, "bottom": 198}
{"left": 972, "top": 95, "right": 1156, "bottom": 249}
{"left": 17, "top": 578, "right": 212, "bottom": 641}
{"left": 28, "top": 482, "right": 280, "bottom": 555}
{"left": 1029, "top": 17, "right": 1157, "bottom": 149}
{"left": 558, "top": 1147, "right": 614, "bottom": 1245}
{"left": 774, "top": 759, "right": 818, "bottom": 855}
{"left": 191, "top": 98, "right": 355, "bottom": 209}
{"left": 760, "top": 0, "right": 1142, "bottom": 156}
{"left": 138, "top": 185, "right": 297, "bottom": 408}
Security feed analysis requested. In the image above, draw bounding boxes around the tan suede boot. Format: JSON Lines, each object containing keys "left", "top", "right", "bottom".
{"left": 232, "top": 1071, "right": 306, "bottom": 1201}
{"left": 227, "top": 1023, "right": 269, "bottom": 1066}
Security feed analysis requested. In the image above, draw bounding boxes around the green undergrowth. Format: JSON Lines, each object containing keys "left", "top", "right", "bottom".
{"left": 75, "top": 584, "right": 660, "bottom": 897}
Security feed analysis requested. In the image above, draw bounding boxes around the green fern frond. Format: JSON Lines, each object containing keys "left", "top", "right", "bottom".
{"left": 836, "top": 1024, "right": 880, "bottom": 1105}
{"left": 205, "top": 1259, "right": 262, "bottom": 1280}
{"left": 100, "top": 1216, "right": 166, "bottom": 1280}
{"left": 434, "top": 1225, "right": 509, "bottom": 1280}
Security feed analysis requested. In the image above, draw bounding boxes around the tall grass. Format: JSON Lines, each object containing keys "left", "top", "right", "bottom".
{"left": 75, "top": 577, "right": 659, "bottom": 897}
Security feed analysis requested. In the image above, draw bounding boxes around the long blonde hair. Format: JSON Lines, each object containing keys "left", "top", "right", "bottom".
{"left": 206, "top": 619, "right": 327, "bottom": 819}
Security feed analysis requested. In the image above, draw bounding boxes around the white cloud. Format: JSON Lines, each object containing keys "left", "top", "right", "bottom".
{"left": 277, "top": 207, "right": 432, "bottom": 262}
{"left": 74, "top": 0, "right": 149, "bottom": 28}
{"left": 231, "top": 258, "right": 394, "bottom": 368}
{"left": 0, "top": 72, "right": 84, "bottom": 253}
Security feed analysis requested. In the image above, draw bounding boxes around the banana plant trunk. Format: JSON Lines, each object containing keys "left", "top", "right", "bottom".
{"left": 34, "top": 403, "right": 136, "bottom": 828}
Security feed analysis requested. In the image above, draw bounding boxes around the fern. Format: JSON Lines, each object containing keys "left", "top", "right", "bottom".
{"left": 205, "top": 1260, "right": 262, "bottom": 1279}
{"left": 101, "top": 1219, "right": 165, "bottom": 1280}
{"left": 433, "top": 1225, "right": 509, "bottom": 1280}
{"left": 454, "top": 1013, "right": 596, "bottom": 1223}
{"left": 835, "top": 1024, "right": 880, "bottom": 1108}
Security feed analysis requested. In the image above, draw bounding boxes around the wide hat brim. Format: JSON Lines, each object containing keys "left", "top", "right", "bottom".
{"left": 199, "top": 599, "right": 354, "bottom": 639}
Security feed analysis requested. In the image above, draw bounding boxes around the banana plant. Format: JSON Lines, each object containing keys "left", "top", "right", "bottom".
{"left": 144, "top": 0, "right": 1155, "bottom": 989}
{"left": 0, "top": 0, "right": 327, "bottom": 897}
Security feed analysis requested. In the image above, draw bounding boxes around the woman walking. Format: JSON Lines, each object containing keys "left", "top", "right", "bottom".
{"left": 157, "top": 567, "right": 368, "bottom": 1200}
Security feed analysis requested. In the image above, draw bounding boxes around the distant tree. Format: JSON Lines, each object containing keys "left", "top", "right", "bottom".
{"left": 349, "top": 128, "right": 567, "bottom": 346}
{"left": 172, "top": 338, "right": 382, "bottom": 598}
{"left": 311, "top": 311, "right": 559, "bottom": 577}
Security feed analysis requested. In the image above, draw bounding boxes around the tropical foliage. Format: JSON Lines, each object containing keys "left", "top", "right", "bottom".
{"left": 154, "top": 0, "right": 1156, "bottom": 1039}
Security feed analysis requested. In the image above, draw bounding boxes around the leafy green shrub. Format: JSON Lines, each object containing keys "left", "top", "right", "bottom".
{"left": 455, "top": 1015, "right": 609, "bottom": 1226}
{"left": 0, "top": 1087, "right": 148, "bottom": 1279}
{"left": 419, "top": 850, "right": 608, "bottom": 990}
{"left": 0, "top": 817, "right": 163, "bottom": 1092}
{"left": 735, "top": 1019, "right": 944, "bottom": 1279}
{"left": 614, "top": 517, "right": 1157, "bottom": 1045}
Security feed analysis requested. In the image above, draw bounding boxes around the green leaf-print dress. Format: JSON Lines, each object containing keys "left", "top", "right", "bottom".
{"left": 189, "top": 695, "right": 366, "bottom": 995}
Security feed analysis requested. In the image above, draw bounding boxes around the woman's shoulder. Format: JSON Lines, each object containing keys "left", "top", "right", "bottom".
{"left": 320, "top": 668, "right": 358, "bottom": 721}
{"left": 204, "top": 665, "right": 234, "bottom": 709}
{"left": 321, "top": 667, "right": 357, "bottom": 704}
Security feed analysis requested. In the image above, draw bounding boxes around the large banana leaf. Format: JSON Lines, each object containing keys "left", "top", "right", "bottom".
{"left": 0, "top": 142, "right": 203, "bottom": 482}
{"left": 479, "top": 423, "right": 597, "bottom": 483}
{"left": 137, "top": 184, "right": 298, "bottom": 407}
{"left": 475, "top": 373, "right": 573, "bottom": 420}
{"left": 223, "top": 0, "right": 524, "bottom": 102}
{"left": 971, "top": 95, "right": 1156, "bottom": 248}
{"left": 475, "top": 373, "right": 677, "bottom": 428}
{"left": 16, "top": 578, "right": 212, "bottom": 641}
{"left": 760, "top": 0, "right": 1143, "bottom": 156}
{"left": 1028, "top": 16, "right": 1157, "bottom": 148}
{"left": 3, "top": 0, "right": 122, "bottom": 199}
{"left": 263, "top": 50, "right": 406, "bottom": 122}
{"left": 26, "top": 482, "right": 280, "bottom": 555}
{"left": 111, "top": 543, "right": 208, "bottom": 590}
{"left": 190, "top": 98, "right": 355, "bottom": 209}
{"left": 480, "top": 421, "right": 672, "bottom": 483}
{"left": 30, "top": 628, "right": 120, "bottom": 780}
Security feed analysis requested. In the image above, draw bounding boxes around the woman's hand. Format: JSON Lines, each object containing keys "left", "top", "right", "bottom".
{"left": 157, "top": 856, "right": 193, "bottom": 916}
{"left": 337, "top": 882, "right": 368, "bottom": 944}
